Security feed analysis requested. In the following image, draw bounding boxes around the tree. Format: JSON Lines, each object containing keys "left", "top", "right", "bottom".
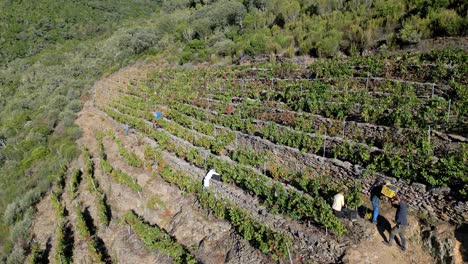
{"left": 398, "top": 23, "right": 422, "bottom": 44}
{"left": 429, "top": 8, "right": 464, "bottom": 36}
{"left": 316, "top": 29, "right": 342, "bottom": 57}
{"left": 282, "top": 1, "right": 301, "bottom": 23}
{"left": 191, "top": 0, "right": 247, "bottom": 30}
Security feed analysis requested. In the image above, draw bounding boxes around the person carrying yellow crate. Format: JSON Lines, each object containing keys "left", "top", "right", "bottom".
{"left": 370, "top": 179, "right": 398, "bottom": 224}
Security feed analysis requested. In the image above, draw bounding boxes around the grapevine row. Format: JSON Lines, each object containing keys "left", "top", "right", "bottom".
{"left": 98, "top": 131, "right": 293, "bottom": 259}
{"left": 74, "top": 204, "right": 106, "bottom": 263}
{"left": 121, "top": 211, "right": 197, "bottom": 264}
{"left": 50, "top": 190, "right": 71, "bottom": 264}
{"left": 116, "top": 92, "right": 466, "bottom": 197}
{"left": 152, "top": 149, "right": 293, "bottom": 259}
{"left": 113, "top": 99, "right": 363, "bottom": 209}
{"left": 108, "top": 131, "right": 144, "bottom": 168}
{"left": 100, "top": 106, "right": 347, "bottom": 236}
{"left": 83, "top": 149, "right": 110, "bottom": 227}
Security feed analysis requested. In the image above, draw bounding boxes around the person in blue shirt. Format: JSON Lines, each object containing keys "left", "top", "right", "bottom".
{"left": 384, "top": 195, "right": 408, "bottom": 251}
{"left": 369, "top": 180, "right": 384, "bottom": 224}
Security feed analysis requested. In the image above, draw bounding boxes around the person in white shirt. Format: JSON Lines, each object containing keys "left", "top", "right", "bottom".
{"left": 203, "top": 169, "right": 220, "bottom": 189}
{"left": 332, "top": 190, "right": 346, "bottom": 218}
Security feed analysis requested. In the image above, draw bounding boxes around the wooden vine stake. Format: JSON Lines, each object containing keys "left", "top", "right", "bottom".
{"left": 206, "top": 100, "right": 210, "bottom": 121}
{"left": 286, "top": 242, "right": 293, "bottom": 264}
{"left": 342, "top": 121, "right": 346, "bottom": 138}
{"left": 446, "top": 99, "right": 451, "bottom": 124}
{"left": 428, "top": 126, "right": 431, "bottom": 145}
{"left": 322, "top": 132, "right": 327, "bottom": 158}
{"left": 365, "top": 71, "right": 370, "bottom": 91}
{"left": 235, "top": 132, "right": 238, "bottom": 148}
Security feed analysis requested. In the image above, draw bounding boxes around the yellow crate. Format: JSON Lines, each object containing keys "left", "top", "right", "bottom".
{"left": 381, "top": 185, "right": 397, "bottom": 198}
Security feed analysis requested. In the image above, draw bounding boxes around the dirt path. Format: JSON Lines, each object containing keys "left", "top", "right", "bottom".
{"left": 30, "top": 193, "right": 57, "bottom": 262}
{"left": 343, "top": 199, "right": 433, "bottom": 264}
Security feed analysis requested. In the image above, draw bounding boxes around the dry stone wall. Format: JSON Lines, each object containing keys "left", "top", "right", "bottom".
{"left": 235, "top": 130, "right": 468, "bottom": 224}
{"left": 141, "top": 136, "right": 347, "bottom": 263}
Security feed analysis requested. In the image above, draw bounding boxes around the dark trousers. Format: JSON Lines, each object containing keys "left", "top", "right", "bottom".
{"left": 389, "top": 224, "right": 407, "bottom": 249}
{"left": 333, "top": 208, "right": 350, "bottom": 218}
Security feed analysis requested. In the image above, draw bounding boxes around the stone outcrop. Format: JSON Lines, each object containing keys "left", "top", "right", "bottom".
{"left": 421, "top": 224, "right": 457, "bottom": 264}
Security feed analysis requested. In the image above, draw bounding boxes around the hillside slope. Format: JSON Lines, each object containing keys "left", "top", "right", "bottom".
{"left": 27, "top": 63, "right": 437, "bottom": 263}
{"left": 28, "top": 53, "right": 467, "bottom": 262}
{"left": 1, "top": 0, "right": 467, "bottom": 262}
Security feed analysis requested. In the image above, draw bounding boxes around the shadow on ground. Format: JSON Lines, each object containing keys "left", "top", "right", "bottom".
{"left": 455, "top": 223, "right": 468, "bottom": 262}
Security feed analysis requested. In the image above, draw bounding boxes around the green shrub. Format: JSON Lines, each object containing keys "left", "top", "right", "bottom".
{"left": 59, "top": 110, "right": 77, "bottom": 127}
{"left": 119, "top": 29, "right": 158, "bottom": 54}
{"left": 66, "top": 100, "right": 82, "bottom": 113}
{"left": 66, "top": 126, "right": 83, "bottom": 141}
{"left": 429, "top": 9, "right": 464, "bottom": 36}
{"left": 10, "top": 213, "right": 32, "bottom": 245}
{"left": 398, "top": 24, "right": 421, "bottom": 44}
{"left": 6, "top": 245, "right": 25, "bottom": 264}
{"left": 3, "top": 189, "right": 42, "bottom": 225}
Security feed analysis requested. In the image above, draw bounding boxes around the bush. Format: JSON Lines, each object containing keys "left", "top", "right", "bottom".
{"left": 212, "top": 39, "right": 235, "bottom": 56}
{"left": 59, "top": 142, "right": 79, "bottom": 162}
{"left": 59, "top": 110, "right": 77, "bottom": 127}
{"left": 66, "top": 88, "right": 81, "bottom": 100}
{"left": 66, "top": 126, "right": 83, "bottom": 141}
{"left": 6, "top": 244, "right": 25, "bottom": 264}
{"left": 3, "top": 189, "right": 41, "bottom": 225}
{"left": 180, "top": 39, "right": 208, "bottom": 64}
{"left": 398, "top": 23, "right": 421, "bottom": 44}
{"left": 10, "top": 213, "right": 32, "bottom": 245}
{"left": 316, "top": 30, "right": 342, "bottom": 57}
{"left": 429, "top": 9, "right": 464, "bottom": 36}
{"left": 66, "top": 100, "right": 82, "bottom": 113}
{"left": 3, "top": 203, "right": 20, "bottom": 226}
{"left": 191, "top": 0, "right": 246, "bottom": 30}
{"left": 119, "top": 29, "right": 158, "bottom": 54}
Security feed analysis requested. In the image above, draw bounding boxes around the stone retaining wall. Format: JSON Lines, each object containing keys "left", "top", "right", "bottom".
{"left": 236, "top": 131, "right": 468, "bottom": 224}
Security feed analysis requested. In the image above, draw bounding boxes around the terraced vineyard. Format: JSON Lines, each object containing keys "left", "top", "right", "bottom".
{"left": 98, "top": 49, "right": 467, "bottom": 199}
{"left": 94, "top": 49, "right": 466, "bottom": 262}
{"left": 87, "top": 51, "right": 463, "bottom": 257}
{"left": 28, "top": 49, "right": 466, "bottom": 263}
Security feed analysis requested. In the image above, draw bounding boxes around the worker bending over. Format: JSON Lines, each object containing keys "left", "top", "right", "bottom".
{"left": 384, "top": 195, "right": 408, "bottom": 251}
{"left": 332, "top": 189, "right": 347, "bottom": 218}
